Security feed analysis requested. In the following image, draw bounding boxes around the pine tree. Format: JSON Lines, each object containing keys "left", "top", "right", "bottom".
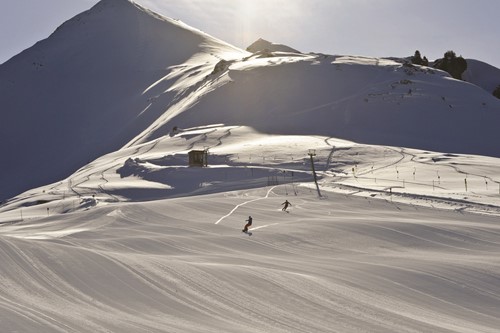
{"left": 493, "top": 85, "right": 500, "bottom": 99}
{"left": 411, "top": 50, "right": 423, "bottom": 65}
{"left": 433, "top": 50, "right": 467, "bottom": 80}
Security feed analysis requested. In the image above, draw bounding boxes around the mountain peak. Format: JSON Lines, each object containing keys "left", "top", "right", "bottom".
{"left": 52, "top": 0, "right": 146, "bottom": 34}
{"left": 0, "top": 0, "right": 246, "bottom": 201}
{"left": 89, "top": 0, "right": 155, "bottom": 14}
{"left": 94, "top": 0, "right": 134, "bottom": 6}
{"left": 246, "top": 38, "right": 300, "bottom": 53}
{"left": 90, "top": 0, "right": 142, "bottom": 11}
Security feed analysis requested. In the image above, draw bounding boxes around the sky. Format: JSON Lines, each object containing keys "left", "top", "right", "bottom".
{"left": 1, "top": 0, "right": 500, "bottom": 68}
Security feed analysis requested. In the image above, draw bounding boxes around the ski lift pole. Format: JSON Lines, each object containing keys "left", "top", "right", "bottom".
{"left": 308, "top": 149, "right": 322, "bottom": 197}
{"left": 203, "top": 146, "right": 209, "bottom": 167}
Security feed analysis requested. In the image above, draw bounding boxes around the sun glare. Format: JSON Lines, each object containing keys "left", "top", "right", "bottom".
{"left": 231, "top": 0, "right": 304, "bottom": 49}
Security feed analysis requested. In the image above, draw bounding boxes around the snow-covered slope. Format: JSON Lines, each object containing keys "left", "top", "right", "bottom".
{"left": 134, "top": 54, "right": 500, "bottom": 156}
{"left": 2, "top": 125, "right": 499, "bottom": 219}
{"left": 1, "top": 2, "right": 500, "bottom": 329}
{"left": 1, "top": 188, "right": 500, "bottom": 333}
{"left": 463, "top": 58, "right": 500, "bottom": 93}
{"left": 1, "top": 125, "right": 500, "bottom": 332}
{"left": 2, "top": 1, "right": 500, "bottom": 202}
{"left": 0, "top": 0, "right": 248, "bottom": 201}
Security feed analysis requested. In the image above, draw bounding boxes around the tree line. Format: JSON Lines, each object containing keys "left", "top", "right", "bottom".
{"left": 411, "top": 50, "right": 500, "bottom": 99}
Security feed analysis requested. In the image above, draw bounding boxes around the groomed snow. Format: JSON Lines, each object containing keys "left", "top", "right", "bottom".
{"left": 2, "top": 0, "right": 500, "bottom": 201}
{"left": 1, "top": 125, "right": 500, "bottom": 332}
{"left": 1, "top": 0, "right": 500, "bottom": 331}
{"left": 1, "top": 186, "right": 500, "bottom": 332}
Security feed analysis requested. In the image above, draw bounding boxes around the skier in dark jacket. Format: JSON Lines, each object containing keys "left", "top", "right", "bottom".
{"left": 242, "top": 216, "right": 253, "bottom": 232}
{"left": 281, "top": 200, "right": 292, "bottom": 211}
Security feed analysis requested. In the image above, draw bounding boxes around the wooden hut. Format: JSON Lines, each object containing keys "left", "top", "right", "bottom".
{"left": 188, "top": 150, "right": 207, "bottom": 167}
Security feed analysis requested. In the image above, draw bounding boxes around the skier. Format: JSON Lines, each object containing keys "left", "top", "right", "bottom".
{"left": 281, "top": 200, "right": 292, "bottom": 211}
{"left": 242, "top": 216, "right": 253, "bottom": 233}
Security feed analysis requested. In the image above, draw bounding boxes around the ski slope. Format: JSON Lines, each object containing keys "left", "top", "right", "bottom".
{"left": 1, "top": 126, "right": 500, "bottom": 332}
{"left": 1, "top": 0, "right": 500, "bottom": 331}
{"left": 1, "top": 185, "right": 500, "bottom": 332}
{"left": 2, "top": 0, "right": 500, "bottom": 201}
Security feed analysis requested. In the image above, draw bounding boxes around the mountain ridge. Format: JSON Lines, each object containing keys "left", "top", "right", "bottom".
{"left": 2, "top": 2, "right": 500, "bottom": 331}
{"left": 246, "top": 38, "right": 301, "bottom": 53}
{"left": 0, "top": 0, "right": 247, "bottom": 201}
{"left": 1, "top": 0, "right": 500, "bottom": 201}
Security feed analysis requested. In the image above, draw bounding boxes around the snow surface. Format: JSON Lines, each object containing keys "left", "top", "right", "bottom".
{"left": 0, "top": 0, "right": 248, "bottom": 201}
{"left": 1, "top": 0, "right": 500, "bottom": 201}
{"left": 1, "top": 125, "right": 500, "bottom": 332}
{"left": 1, "top": 0, "right": 500, "bottom": 332}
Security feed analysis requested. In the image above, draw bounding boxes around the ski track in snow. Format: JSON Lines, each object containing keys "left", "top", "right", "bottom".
{"left": 2, "top": 0, "right": 500, "bottom": 330}
{"left": 2, "top": 187, "right": 500, "bottom": 332}
{"left": 214, "top": 186, "right": 277, "bottom": 225}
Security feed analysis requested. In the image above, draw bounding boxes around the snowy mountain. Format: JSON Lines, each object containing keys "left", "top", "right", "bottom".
{"left": 246, "top": 37, "right": 301, "bottom": 53}
{"left": 463, "top": 58, "right": 500, "bottom": 93}
{"left": 1, "top": 1, "right": 500, "bottom": 332}
{"left": 0, "top": 0, "right": 248, "bottom": 201}
{"left": 1, "top": 0, "right": 500, "bottom": 201}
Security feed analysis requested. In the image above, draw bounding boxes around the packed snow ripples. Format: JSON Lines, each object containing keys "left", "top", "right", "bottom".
{"left": 2, "top": 185, "right": 500, "bottom": 332}
{"left": 1, "top": 0, "right": 500, "bottom": 329}
{"left": 1, "top": 125, "right": 500, "bottom": 331}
